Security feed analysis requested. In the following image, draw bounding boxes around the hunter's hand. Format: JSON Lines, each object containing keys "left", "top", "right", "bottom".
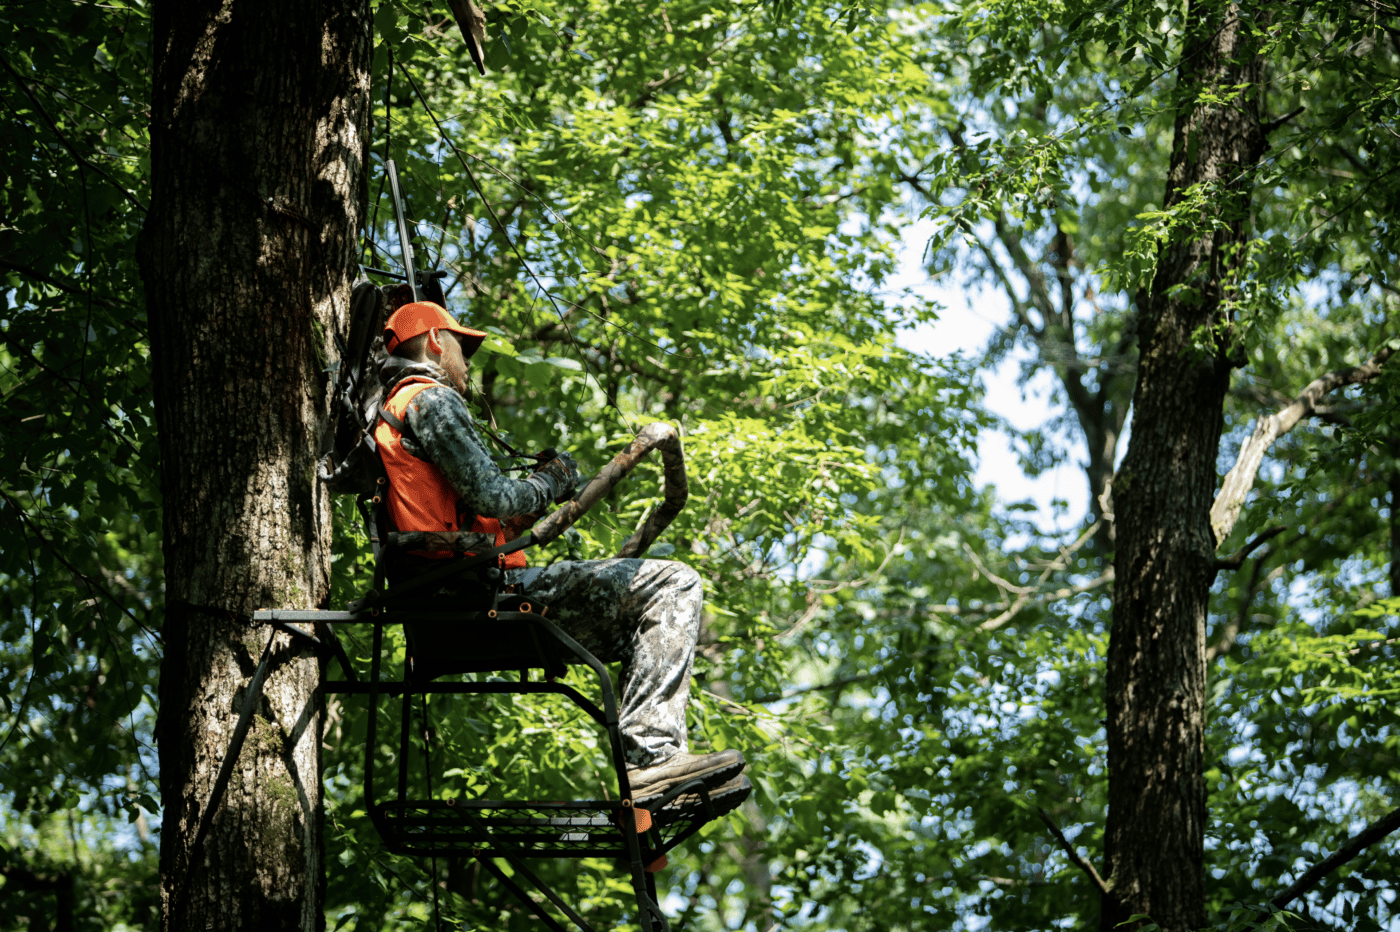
{"left": 533, "top": 451, "right": 581, "bottom": 504}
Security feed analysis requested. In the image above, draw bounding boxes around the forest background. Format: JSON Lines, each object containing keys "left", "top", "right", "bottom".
{"left": 1, "top": 1, "right": 1397, "bottom": 931}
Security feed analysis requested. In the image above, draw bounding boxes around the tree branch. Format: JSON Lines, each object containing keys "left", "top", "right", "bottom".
{"left": 1213, "top": 525, "right": 1286, "bottom": 570}
{"left": 975, "top": 875, "right": 1053, "bottom": 888}
{"left": 1271, "top": 805, "right": 1400, "bottom": 909}
{"left": 1037, "top": 808, "right": 1112, "bottom": 896}
{"left": 1211, "top": 343, "right": 1396, "bottom": 546}
{"left": 1262, "top": 105, "right": 1305, "bottom": 135}
{"left": 0, "top": 58, "right": 148, "bottom": 215}
{"left": 976, "top": 569, "right": 1115, "bottom": 632}
{"left": 973, "top": 521, "right": 1111, "bottom": 631}
{"left": 0, "top": 258, "right": 146, "bottom": 327}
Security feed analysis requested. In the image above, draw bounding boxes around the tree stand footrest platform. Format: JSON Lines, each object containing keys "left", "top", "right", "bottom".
{"left": 374, "top": 794, "right": 717, "bottom": 865}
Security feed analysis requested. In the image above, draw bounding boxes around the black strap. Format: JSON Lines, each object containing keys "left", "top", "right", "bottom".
{"left": 377, "top": 404, "right": 413, "bottom": 440}
{"left": 377, "top": 399, "right": 428, "bottom": 460}
{"left": 173, "top": 629, "right": 277, "bottom": 918}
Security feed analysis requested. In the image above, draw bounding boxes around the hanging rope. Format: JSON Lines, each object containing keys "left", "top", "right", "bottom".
{"left": 362, "top": 41, "right": 395, "bottom": 270}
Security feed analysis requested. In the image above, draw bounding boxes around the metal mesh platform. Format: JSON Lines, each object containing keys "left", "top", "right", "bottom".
{"left": 375, "top": 796, "right": 710, "bottom": 861}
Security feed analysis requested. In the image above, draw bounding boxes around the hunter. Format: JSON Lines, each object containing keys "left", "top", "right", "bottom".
{"left": 373, "top": 299, "right": 751, "bottom": 818}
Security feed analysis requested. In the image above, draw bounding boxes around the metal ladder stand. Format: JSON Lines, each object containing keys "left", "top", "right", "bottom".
{"left": 256, "top": 420, "right": 711, "bottom": 932}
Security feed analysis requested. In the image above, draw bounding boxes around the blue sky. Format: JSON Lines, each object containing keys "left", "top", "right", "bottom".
{"left": 889, "top": 215, "right": 1093, "bottom": 536}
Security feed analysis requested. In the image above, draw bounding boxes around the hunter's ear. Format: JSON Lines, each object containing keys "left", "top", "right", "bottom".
{"left": 426, "top": 327, "right": 445, "bottom": 358}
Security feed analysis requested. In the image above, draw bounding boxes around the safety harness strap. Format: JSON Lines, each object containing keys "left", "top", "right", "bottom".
{"left": 377, "top": 404, "right": 414, "bottom": 443}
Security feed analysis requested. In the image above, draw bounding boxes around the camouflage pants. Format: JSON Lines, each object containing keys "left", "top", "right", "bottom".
{"left": 506, "top": 558, "right": 701, "bottom": 767}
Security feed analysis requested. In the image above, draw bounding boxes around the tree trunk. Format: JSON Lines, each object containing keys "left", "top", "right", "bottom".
{"left": 1102, "top": 2, "right": 1268, "bottom": 930}
{"left": 139, "top": 1, "right": 370, "bottom": 929}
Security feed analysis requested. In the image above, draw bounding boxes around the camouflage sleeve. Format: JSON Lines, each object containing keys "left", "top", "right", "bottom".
{"left": 402, "top": 385, "right": 552, "bottom": 518}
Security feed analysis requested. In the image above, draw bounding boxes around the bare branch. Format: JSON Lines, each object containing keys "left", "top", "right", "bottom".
{"left": 974, "top": 521, "right": 1110, "bottom": 631}
{"left": 977, "top": 569, "right": 1115, "bottom": 632}
{"left": 698, "top": 688, "right": 759, "bottom": 716}
{"left": 975, "top": 875, "right": 1053, "bottom": 888}
{"left": 966, "top": 544, "right": 1035, "bottom": 598}
{"left": 1212, "top": 343, "right": 1396, "bottom": 546}
{"left": 1271, "top": 805, "right": 1400, "bottom": 909}
{"left": 1262, "top": 105, "right": 1305, "bottom": 135}
{"left": 1213, "top": 525, "right": 1286, "bottom": 570}
{"left": 776, "top": 589, "right": 825, "bottom": 641}
{"left": 1037, "top": 808, "right": 1112, "bottom": 896}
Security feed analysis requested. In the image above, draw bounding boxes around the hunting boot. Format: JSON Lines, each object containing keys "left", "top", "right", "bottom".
{"left": 626, "top": 749, "right": 745, "bottom": 805}
{"left": 649, "top": 773, "right": 753, "bottom": 827}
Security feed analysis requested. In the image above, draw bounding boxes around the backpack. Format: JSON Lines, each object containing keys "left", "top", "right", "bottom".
{"left": 323, "top": 157, "right": 450, "bottom": 500}
{"left": 319, "top": 279, "right": 394, "bottom": 499}
{"left": 317, "top": 275, "right": 465, "bottom": 556}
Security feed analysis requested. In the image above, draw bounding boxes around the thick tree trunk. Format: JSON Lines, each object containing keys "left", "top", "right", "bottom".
{"left": 1102, "top": 2, "right": 1268, "bottom": 930}
{"left": 139, "top": 1, "right": 370, "bottom": 929}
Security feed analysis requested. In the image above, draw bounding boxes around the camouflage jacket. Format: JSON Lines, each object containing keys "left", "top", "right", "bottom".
{"left": 380, "top": 358, "right": 554, "bottom": 519}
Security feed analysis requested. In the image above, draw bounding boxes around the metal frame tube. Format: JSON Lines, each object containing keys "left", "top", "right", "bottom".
{"left": 386, "top": 159, "right": 420, "bottom": 303}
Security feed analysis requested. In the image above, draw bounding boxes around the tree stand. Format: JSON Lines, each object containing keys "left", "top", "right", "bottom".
{"left": 257, "top": 599, "right": 723, "bottom": 932}
{"left": 234, "top": 423, "right": 711, "bottom": 930}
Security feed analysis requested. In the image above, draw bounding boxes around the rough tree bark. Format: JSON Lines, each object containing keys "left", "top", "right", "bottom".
{"left": 1101, "top": 1, "right": 1268, "bottom": 930}
{"left": 139, "top": 1, "right": 370, "bottom": 929}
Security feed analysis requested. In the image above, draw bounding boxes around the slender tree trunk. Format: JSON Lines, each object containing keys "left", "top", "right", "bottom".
{"left": 1102, "top": 2, "right": 1268, "bottom": 930}
{"left": 139, "top": 1, "right": 370, "bottom": 929}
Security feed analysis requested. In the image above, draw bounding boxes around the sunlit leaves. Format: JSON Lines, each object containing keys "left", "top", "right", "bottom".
{"left": 7, "top": 0, "right": 1397, "bottom": 929}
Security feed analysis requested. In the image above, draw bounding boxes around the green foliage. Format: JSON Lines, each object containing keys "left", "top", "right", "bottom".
{"left": 1, "top": 0, "right": 162, "bottom": 927}
{"left": 3, "top": 0, "right": 1397, "bottom": 930}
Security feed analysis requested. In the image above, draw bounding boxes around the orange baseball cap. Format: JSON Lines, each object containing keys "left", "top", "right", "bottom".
{"left": 384, "top": 301, "right": 487, "bottom": 357}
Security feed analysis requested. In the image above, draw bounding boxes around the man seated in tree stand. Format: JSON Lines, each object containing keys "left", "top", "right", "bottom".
{"left": 374, "top": 299, "right": 751, "bottom": 820}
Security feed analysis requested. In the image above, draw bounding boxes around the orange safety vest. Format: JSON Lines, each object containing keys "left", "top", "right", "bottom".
{"left": 374, "top": 377, "right": 526, "bottom": 568}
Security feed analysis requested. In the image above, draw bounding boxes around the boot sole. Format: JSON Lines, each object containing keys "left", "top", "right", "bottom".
{"left": 650, "top": 775, "right": 753, "bottom": 827}
{"left": 629, "top": 751, "right": 745, "bottom": 803}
